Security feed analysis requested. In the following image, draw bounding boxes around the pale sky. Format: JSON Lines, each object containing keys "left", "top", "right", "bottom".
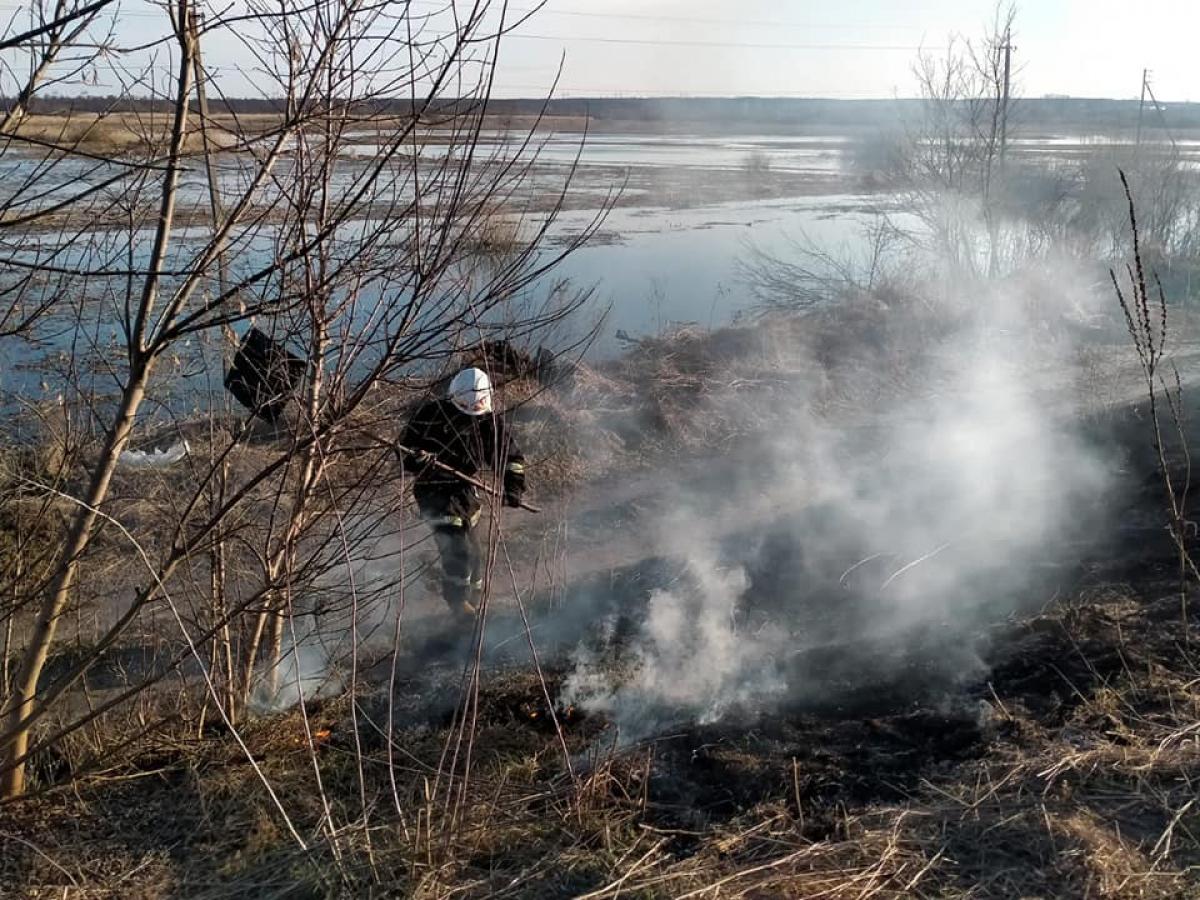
{"left": 25, "top": 0, "right": 1200, "bottom": 101}
{"left": 487, "top": 0, "right": 1198, "bottom": 100}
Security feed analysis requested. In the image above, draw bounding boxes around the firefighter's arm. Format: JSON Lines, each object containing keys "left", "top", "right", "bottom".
{"left": 501, "top": 428, "right": 526, "bottom": 509}
{"left": 398, "top": 406, "right": 436, "bottom": 470}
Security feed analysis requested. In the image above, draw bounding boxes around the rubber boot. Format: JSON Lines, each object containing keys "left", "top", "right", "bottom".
{"left": 442, "top": 578, "right": 477, "bottom": 623}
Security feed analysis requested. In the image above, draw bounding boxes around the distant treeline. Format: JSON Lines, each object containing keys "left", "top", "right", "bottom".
{"left": 8, "top": 95, "right": 1196, "bottom": 132}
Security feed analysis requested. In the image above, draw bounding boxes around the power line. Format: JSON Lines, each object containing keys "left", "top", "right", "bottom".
{"left": 411, "top": 0, "right": 916, "bottom": 32}
{"left": 531, "top": 8, "right": 912, "bottom": 30}
{"left": 0, "top": 1, "right": 922, "bottom": 30}
{"left": 495, "top": 85, "right": 909, "bottom": 98}
{"left": 0, "top": 2, "right": 926, "bottom": 42}
{"left": 508, "top": 33, "right": 930, "bottom": 51}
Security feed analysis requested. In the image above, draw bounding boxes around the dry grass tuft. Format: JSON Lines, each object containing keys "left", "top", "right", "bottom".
{"left": 8, "top": 112, "right": 244, "bottom": 156}
{"left": 465, "top": 206, "right": 525, "bottom": 257}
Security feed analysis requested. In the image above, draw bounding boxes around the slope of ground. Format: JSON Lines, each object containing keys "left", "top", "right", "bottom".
{"left": 5, "top": 307, "right": 1200, "bottom": 897}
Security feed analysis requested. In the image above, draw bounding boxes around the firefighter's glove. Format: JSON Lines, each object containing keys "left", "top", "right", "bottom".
{"left": 503, "top": 461, "right": 526, "bottom": 508}
{"left": 406, "top": 448, "right": 435, "bottom": 470}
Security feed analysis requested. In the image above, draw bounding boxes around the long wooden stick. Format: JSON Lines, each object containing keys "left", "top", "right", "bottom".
{"left": 379, "top": 437, "right": 542, "bottom": 514}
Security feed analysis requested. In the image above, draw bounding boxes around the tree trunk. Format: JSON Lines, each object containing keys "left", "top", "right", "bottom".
{"left": 0, "top": 5, "right": 193, "bottom": 796}
{"left": 0, "top": 375, "right": 149, "bottom": 797}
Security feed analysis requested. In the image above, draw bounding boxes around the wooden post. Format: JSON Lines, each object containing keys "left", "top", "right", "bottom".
{"left": 1135, "top": 68, "right": 1148, "bottom": 161}
{"left": 999, "top": 29, "right": 1013, "bottom": 174}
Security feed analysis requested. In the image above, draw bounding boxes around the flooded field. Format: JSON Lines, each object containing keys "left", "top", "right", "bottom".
{"left": 427, "top": 126, "right": 1200, "bottom": 350}
{"left": 3, "top": 124, "right": 1193, "bottom": 396}
{"left": 545, "top": 195, "right": 908, "bottom": 354}
{"left": 400, "top": 131, "right": 853, "bottom": 173}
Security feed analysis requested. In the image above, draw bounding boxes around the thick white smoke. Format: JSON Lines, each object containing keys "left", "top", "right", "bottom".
{"left": 561, "top": 262, "right": 1116, "bottom": 744}
{"left": 563, "top": 556, "right": 790, "bottom": 745}
{"left": 238, "top": 254, "right": 1119, "bottom": 740}
{"left": 248, "top": 616, "right": 344, "bottom": 715}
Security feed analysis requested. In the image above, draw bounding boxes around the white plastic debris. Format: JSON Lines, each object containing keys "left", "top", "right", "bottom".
{"left": 119, "top": 440, "right": 190, "bottom": 468}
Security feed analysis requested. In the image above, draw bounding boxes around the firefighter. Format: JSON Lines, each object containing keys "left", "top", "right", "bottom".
{"left": 400, "top": 367, "right": 526, "bottom": 619}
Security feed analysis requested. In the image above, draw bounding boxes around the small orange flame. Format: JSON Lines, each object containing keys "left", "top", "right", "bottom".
{"left": 294, "top": 727, "right": 333, "bottom": 748}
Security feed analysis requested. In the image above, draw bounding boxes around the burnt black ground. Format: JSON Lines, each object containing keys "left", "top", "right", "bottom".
{"left": 9, "top": 386, "right": 1200, "bottom": 897}
{"left": 361, "top": 394, "right": 1198, "bottom": 831}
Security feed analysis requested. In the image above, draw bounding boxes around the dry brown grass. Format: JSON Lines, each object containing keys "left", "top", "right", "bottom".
{"left": 590, "top": 308, "right": 919, "bottom": 456}
{"left": 5, "top": 624, "right": 1199, "bottom": 898}
{"left": 7, "top": 111, "right": 277, "bottom": 155}
{"left": 7, "top": 110, "right": 590, "bottom": 158}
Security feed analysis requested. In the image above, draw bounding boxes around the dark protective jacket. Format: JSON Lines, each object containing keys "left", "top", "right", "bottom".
{"left": 462, "top": 340, "right": 563, "bottom": 388}
{"left": 400, "top": 398, "right": 526, "bottom": 524}
{"left": 225, "top": 328, "right": 306, "bottom": 423}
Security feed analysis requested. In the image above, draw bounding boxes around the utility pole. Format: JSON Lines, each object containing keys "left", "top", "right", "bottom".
{"left": 1135, "top": 68, "right": 1148, "bottom": 157}
{"left": 998, "top": 28, "right": 1013, "bottom": 173}
{"left": 1144, "top": 77, "right": 1178, "bottom": 154}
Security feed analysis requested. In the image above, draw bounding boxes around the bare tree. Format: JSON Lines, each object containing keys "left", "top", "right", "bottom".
{"left": 0, "top": 0, "right": 601, "bottom": 799}
{"left": 741, "top": 4, "right": 1023, "bottom": 317}
{"left": 902, "top": 2, "right": 1017, "bottom": 277}
{"left": 0, "top": 0, "right": 123, "bottom": 337}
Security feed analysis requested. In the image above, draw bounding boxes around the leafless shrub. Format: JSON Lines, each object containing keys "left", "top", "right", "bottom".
{"left": 0, "top": 0, "right": 605, "bottom": 806}
{"left": 1111, "top": 169, "right": 1196, "bottom": 630}
{"left": 739, "top": 214, "right": 907, "bottom": 311}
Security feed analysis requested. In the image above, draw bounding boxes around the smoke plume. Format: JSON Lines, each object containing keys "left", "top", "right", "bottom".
{"left": 561, "top": 261, "right": 1116, "bottom": 744}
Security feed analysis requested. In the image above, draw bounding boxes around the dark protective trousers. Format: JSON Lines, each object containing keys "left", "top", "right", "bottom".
{"left": 431, "top": 523, "right": 484, "bottom": 611}
{"left": 416, "top": 485, "right": 484, "bottom": 613}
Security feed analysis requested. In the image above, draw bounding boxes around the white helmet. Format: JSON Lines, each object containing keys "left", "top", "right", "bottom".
{"left": 448, "top": 367, "right": 493, "bottom": 416}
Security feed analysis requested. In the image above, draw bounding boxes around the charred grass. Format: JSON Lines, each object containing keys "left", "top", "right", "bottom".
{"left": 5, "top": 527, "right": 1200, "bottom": 898}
